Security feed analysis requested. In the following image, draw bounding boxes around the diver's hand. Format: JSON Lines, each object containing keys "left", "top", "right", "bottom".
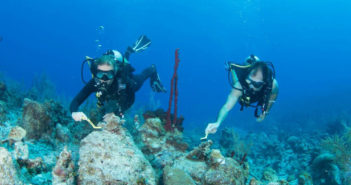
{"left": 205, "top": 122, "right": 220, "bottom": 135}
{"left": 256, "top": 112, "right": 268, "bottom": 122}
{"left": 72, "top": 112, "right": 87, "bottom": 122}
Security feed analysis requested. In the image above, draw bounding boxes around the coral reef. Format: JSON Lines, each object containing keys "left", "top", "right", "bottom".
{"left": 1, "top": 74, "right": 351, "bottom": 185}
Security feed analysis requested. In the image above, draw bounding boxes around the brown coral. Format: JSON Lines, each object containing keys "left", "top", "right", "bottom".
{"left": 22, "top": 98, "right": 51, "bottom": 139}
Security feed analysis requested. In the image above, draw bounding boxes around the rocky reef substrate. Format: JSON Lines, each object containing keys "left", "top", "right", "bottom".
{"left": 1, "top": 78, "right": 350, "bottom": 185}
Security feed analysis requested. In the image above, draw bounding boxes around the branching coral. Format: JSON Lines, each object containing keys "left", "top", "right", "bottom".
{"left": 321, "top": 126, "right": 351, "bottom": 184}
{"left": 321, "top": 128, "right": 351, "bottom": 170}
{"left": 219, "top": 128, "right": 252, "bottom": 161}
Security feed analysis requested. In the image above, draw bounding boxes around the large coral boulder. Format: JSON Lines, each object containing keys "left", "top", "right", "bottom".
{"left": 0, "top": 147, "right": 23, "bottom": 185}
{"left": 78, "top": 116, "right": 156, "bottom": 185}
{"left": 22, "top": 98, "right": 51, "bottom": 139}
{"left": 163, "top": 166, "right": 196, "bottom": 185}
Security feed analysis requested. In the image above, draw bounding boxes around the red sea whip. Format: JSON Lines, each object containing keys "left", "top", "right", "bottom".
{"left": 166, "top": 49, "right": 180, "bottom": 131}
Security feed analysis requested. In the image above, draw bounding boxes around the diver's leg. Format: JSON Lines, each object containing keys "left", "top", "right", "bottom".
{"left": 131, "top": 65, "right": 156, "bottom": 92}
{"left": 131, "top": 65, "right": 166, "bottom": 92}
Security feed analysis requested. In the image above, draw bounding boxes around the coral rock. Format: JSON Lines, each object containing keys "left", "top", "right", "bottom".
{"left": 298, "top": 171, "right": 313, "bottom": 185}
{"left": 208, "top": 149, "right": 226, "bottom": 167}
{"left": 22, "top": 98, "right": 52, "bottom": 139}
{"left": 311, "top": 153, "right": 341, "bottom": 185}
{"left": 163, "top": 166, "right": 196, "bottom": 185}
{"left": 140, "top": 118, "right": 165, "bottom": 138}
{"left": 78, "top": 123, "right": 156, "bottom": 185}
{"left": 204, "top": 158, "right": 246, "bottom": 185}
{"left": 0, "top": 147, "right": 23, "bottom": 185}
{"left": 139, "top": 118, "right": 188, "bottom": 169}
{"left": 8, "top": 126, "right": 26, "bottom": 142}
{"left": 165, "top": 133, "right": 189, "bottom": 152}
{"left": 172, "top": 157, "right": 208, "bottom": 184}
{"left": 52, "top": 146, "right": 75, "bottom": 185}
{"left": 55, "top": 123, "right": 71, "bottom": 142}
{"left": 0, "top": 81, "right": 6, "bottom": 96}
{"left": 249, "top": 178, "right": 259, "bottom": 185}
{"left": 102, "top": 113, "right": 121, "bottom": 131}
{"left": 171, "top": 146, "right": 247, "bottom": 185}
{"left": 0, "top": 100, "right": 7, "bottom": 122}
{"left": 262, "top": 167, "right": 278, "bottom": 182}
{"left": 13, "top": 141, "right": 29, "bottom": 160}
{"left": 18, "top": 157, "right": 45, "bottom": 175}
{"left": 186, "top": 140, "right": 213, "bottom": 161}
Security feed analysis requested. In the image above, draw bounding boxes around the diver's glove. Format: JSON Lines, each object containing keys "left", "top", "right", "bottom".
{"left": 256, "top": 111, "right": 268, "bottom": 122}
{"left": 72, "top": 112, "right": 88, "bottom": 122}
{"left": 150, "top": 73, "right": 166, "bottom": 93}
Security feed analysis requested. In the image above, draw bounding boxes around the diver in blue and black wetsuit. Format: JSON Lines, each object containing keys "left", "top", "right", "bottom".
{"left": 70, "top": 35, "right": 166, "bottom": 122}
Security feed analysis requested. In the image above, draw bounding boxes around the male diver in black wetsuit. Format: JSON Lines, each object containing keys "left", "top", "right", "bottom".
{"left": 204, "top": 55, "right": 279, "bottom": 137}
{"left": 70, "top": 35, "right": 166, "bottom": 122}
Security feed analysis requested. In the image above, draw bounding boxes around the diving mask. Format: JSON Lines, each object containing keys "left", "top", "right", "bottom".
{"left": 246, "top": 77, "right": 265, "bottom": 88}
{"left": 96, "top": 70, "right": 115, "bottom": 80}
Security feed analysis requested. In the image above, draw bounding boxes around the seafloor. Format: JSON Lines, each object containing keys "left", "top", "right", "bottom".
{"left": 0, "top": 74, "right": 349, "bottom": 185}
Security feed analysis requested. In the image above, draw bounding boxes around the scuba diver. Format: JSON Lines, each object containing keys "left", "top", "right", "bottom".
{"left": 203, "top": 55, "right": 279, "bottom": 138}
{"left": 70, "top": 35, "right": 166, "bottom": 122}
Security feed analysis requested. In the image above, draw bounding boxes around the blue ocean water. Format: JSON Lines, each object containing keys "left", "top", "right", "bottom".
{"left": 0, "top": 0, "right": 350, "bottom": 131}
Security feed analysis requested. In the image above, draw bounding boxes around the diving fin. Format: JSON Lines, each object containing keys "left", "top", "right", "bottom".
{"left": 150, "top": 71, "right": 166, "bottom": 93}
{"left": 131, "top": 35, "right": 151, "bottom": 53}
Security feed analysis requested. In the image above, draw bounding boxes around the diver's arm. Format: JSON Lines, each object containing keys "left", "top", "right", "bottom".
{"left": 216, "top": 87, "right": 242, "bottom": 126}
{"left": 204, "top": 84, "right": 243, "bottom": 135}
{"left": 265, "top": 79, "right": 279, "bottom": 113}
{"left": 69, "top": 79, "right": 96, "bottom": 113}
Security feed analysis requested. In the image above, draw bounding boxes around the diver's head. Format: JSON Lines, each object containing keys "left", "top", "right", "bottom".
{"left": 94, "top": 55, "right": 117, "bottom": 84}
{"left": 246, "top": 55, "right": 260, "bottom": 65}
{"left": 246, "top": 62, "right": 270, "bottom": 91}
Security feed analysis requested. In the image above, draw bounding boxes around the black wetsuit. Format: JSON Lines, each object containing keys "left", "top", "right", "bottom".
{"left": 236, "top": 70, "right": 265, "bottom": 105}
{"left": 70, "top": 65, "right": 156, "bottom": 115}
{"left": 233, "top": 66, "right": 265, "bottom": 103}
